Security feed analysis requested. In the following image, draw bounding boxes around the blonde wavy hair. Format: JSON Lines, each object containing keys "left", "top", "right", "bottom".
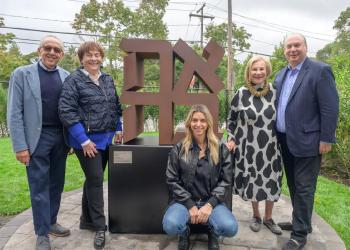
{"left": 181, "top": 104, "right": 219, "bottom": 165}
{"left": 244, "top": 55, "right": 272, "bottom": 85}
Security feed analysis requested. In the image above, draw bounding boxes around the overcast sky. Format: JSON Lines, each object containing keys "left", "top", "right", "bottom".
{"left": 1, "top": 0, "right": 349, "bottom": 61}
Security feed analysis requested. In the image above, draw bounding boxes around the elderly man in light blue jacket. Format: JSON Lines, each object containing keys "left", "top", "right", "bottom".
{"left": 7, "top": 35, "right": 70, "bottom": 250}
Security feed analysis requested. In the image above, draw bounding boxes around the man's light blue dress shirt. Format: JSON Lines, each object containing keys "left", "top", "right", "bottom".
{"left": 276, "top": 60, "right": 305, "bottom": 133}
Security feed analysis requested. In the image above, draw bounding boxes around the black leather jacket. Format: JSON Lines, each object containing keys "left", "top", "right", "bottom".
{"left": 166, "top": 141, "right": 232, "bottom": 209}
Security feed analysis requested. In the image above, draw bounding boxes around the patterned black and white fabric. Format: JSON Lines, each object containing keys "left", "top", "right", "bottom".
{"left": 228, "top": 84, "right": 282, "bottom": 202}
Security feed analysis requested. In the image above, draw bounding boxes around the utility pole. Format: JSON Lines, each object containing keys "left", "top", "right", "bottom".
{"left": 227, "top": 0, "right": 234, "bottom": 97}
{"left": 225, "top": 0, "right": 234, "bottom": 129}
{"left": 189, "top": 4, "right": 214, "bottom": 93}
{"left": 189, "top": 4, "right": 214, "bottom": 48}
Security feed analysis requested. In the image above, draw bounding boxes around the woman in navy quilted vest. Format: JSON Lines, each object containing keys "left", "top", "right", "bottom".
{"left": 58, "top": 41, "right": 122, "bottom": 250}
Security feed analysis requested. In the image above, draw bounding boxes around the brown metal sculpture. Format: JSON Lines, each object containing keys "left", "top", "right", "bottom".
{"left": 120, "top": 38, "right": 224, "bottom": 145}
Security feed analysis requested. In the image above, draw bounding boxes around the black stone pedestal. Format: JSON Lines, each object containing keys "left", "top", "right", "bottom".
{"left": 108, "top": 136, "right": 172, "bottom": 233}
{"left": 108, "top": 136, "right": 233, "bottom": 234}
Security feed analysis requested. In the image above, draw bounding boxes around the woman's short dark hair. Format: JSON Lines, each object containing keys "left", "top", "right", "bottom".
{"left": 77, "top": 41, "right": 104, "bottom": 62}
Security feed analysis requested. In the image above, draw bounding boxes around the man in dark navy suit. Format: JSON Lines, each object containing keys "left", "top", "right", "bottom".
{"left": 274, "top": 33, "right": 338, "bottom": 250}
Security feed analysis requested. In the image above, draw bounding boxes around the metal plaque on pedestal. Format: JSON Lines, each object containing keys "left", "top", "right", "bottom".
{"left": 108, "top": 137, "right": 172, "bottom": 233}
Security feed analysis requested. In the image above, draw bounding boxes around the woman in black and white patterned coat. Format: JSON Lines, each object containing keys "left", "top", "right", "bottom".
{"left": 226, "top": 55, "right": 283, "bottom": 235}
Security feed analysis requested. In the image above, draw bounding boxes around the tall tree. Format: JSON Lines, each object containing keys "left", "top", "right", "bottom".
{"left": 314, "top": 7, "right": 350, "bottom": 176}
{"left": 333, "top": 6, "right": 350, "bottom": 39}
{"left": 0, "top": 18, "right": 18, "bottom": 122}
{"left": 73, "top": 0, "right": 168, "bottom": 78}
{"left": 0, "top": 86, "right": 6, "bottom": 122}
{"left": 203, "top": 23, "right": 251, "bottom": 125}
{"left": 0, "top": 18, "right": 14, "bottom": 51}
{"left": 204, "top": 22, "right": 251, "bottom": 52}
{"left": 270, "top": 42, "right": 287, "bottom": 79}
{"left": 316, "top": 6, "right": 350, "bottom": 62}
{"left": 0, "top": 45, "right": 28, "bottom": 88}
{"left": 0, "top": 18, "right": 27, "bottom": 88}
{"left": 59, "top": 46, "right": 81, "bottom": 73}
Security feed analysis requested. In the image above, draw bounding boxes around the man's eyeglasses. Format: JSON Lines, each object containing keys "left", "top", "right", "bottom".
{"left": 42, "top": 46, "right": 62, "bottom": 54}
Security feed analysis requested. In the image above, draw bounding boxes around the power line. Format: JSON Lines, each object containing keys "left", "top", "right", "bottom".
{"left": 14, "top": 41, "right": 40, "bottom": 45}
{"left": 67, "top": 0, "right": 137, "bottom": 3}
{"left": 250, "top": 38, "right": 276, "bottom": 47}
{"left": 1, "top": 6, "right": 334, "bottom": 43}
{"left": 1, "top": 26, "right": 105, "bottom": 37}
{"left": 5, "top": 10, "right": 327, "bottom": 43}
{"left": 1, "top": 12, "right": 200, "bottom": 27}
{"left": 8, "top": 30, "right": 280, "bottom": 59}
{"left": 235, "top": 13, "right": 334, "bottom": 38}
{"left": 185, "top": 2, "right": 198, "bottom": 39}
{"left": 67, "top": 0, "right": 333, "bottom": 42}
{"left": 10, "top": 38, "right": 317, "bottom": 60}
{"left": 1, "top": 1, "right": 335, "bottom": 42}
{"left": 168, "top": 1, "right": 199, "bottom": 5}
{"left": 167, "top": 8, "right": 194, "bottom": 11}
{"left": 169, "top": 24, "right": 200, "bottom": 27}
{"left": 67, "top": 0, "right": 200, "bottom": 5}
{"left": 66, "top": 0, "right": 198, "bottom": 8}
{"left": 206, "top": 0, "right": 223, "bottom": 13}
{"left": 205, "top": 3, "right": 334, "bottom": 38}
{"left": 67, "top": 0, "right": 86, "bottom": 2}
{"left": 183, "top": 7, "right": 334, "bottom": 43}
{"left": 0, "top": 13, "right": 71, "bottom": 23}
{"left": 189, "top": 4, "right": 214, "bottom": 48}
{"left": 249, "top": 38, "right": 318, "bottom": 54}
{"left": 4, "top": 26, "right": 204, "bottom": 46}
{"left": 212, "top": 15, "right": 333, "bottom": 42}
{"left": 14, "top": 37, "right": 81, "bottom": 46}
{"left": 1, "top": 4, "right": 328, "bottom": 56}
{"left": 13, "top": 35, "right": 318, "bottom": 58}
{"left": 10, "top": 32, "right": 202, "bottom": 47}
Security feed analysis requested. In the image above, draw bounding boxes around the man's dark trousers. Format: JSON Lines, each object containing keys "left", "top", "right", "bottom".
{"left": 278, "top": 133, "right": 321, "bottom": 241}
{"left": 26, "top": 127, "right": 68, "bottom": 236}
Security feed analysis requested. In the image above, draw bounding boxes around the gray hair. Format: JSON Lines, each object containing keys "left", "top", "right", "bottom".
{"left": 39, "top": 35, "right": 64, "bottom": 50}
{"left": 283, "top": 33, "right": 307, "bottom": 48}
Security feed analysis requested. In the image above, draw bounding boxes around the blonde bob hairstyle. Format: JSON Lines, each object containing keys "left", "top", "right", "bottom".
{"left": 244, "top": 55, "right": 272, "bottom": 85}
{"left": 181, "top": 104, "right": 219, "bottom": 165}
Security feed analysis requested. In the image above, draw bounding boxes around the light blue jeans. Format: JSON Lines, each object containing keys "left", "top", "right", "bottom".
{"left": 162, "top": 202, "right": 238, "bottom": 237}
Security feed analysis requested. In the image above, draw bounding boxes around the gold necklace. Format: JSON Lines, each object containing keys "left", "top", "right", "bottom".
{"left": 245, "top": 81, "right": 270, "bottom": 97}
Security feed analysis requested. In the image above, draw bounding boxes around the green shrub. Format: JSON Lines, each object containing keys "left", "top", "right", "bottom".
{"left": 0, "top": 86, "right": 7, "bottom": 123}
{"left": 329, "top": 54, "right": 350, "bottom": 177}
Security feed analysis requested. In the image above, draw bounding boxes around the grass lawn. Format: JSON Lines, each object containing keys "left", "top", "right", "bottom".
{"left": 0, "top": 136, "right": 349, "bottom": 249}
{"left": 281, "top": 175, "right": 350, "bottom": 249}
{"left": 0, "top": 137, "right": 86, "bottom": 215}
{"left": 312, "top": 176, "right": 350, "bottom": 249}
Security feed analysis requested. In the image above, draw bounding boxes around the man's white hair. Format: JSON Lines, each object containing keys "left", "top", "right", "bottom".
{"left": 39, "top": 35, "right": 64, "bottom": 50}
{"left": 283, "top": 33, "right": 308, "bottom": 48}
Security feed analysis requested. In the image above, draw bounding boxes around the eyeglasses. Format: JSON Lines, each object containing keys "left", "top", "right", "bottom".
{"left": 42, "top": 45, "right": 62, "bottom": 54}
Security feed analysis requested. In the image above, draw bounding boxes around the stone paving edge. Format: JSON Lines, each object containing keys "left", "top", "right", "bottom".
{"left": 0, "top": 188, "right": 82, "bottom": 250}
